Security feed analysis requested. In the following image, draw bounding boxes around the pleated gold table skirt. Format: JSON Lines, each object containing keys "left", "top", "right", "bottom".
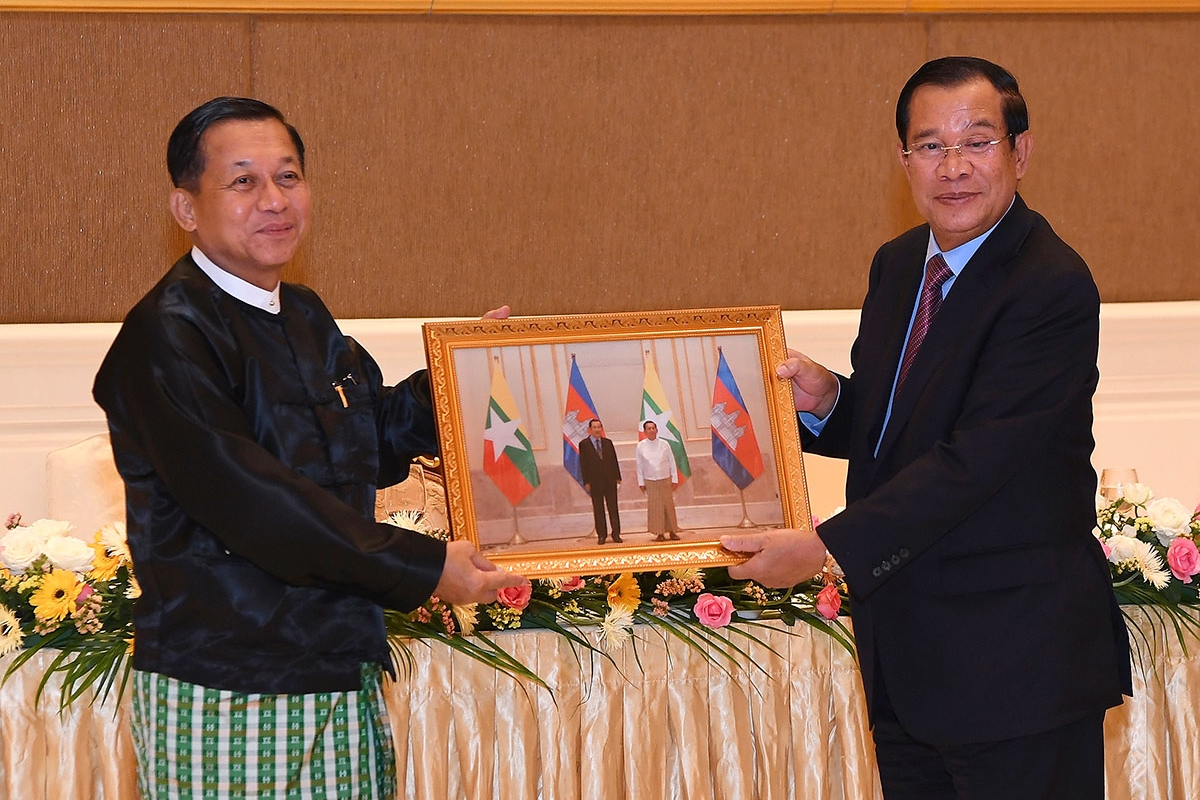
{"left": 0, "top": 611, "right": 1190, "bottom": 799}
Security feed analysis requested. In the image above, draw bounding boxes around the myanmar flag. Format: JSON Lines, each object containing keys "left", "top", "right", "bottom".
{"left": 639, "top": 357, "right": 692, "bottom": 483}
{"left": 711, "top": 348, "right": 765, "bottom": 490}
{"left": 562, "top": 356, "right": 599, "bottom": 490}
{"left": 482, "top": 365, "right": 540, "bottom": 506}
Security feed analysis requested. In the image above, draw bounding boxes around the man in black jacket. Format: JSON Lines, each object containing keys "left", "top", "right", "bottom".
{"left": 93, "top": 97, "right": 524, "bottom": 799}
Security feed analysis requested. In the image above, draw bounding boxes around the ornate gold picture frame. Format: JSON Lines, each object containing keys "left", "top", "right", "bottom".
{"left": 422, "top": 306, "right": 811, "bottom": 578}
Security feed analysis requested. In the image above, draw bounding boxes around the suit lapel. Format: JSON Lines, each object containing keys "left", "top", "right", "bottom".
{"left": 860, "top": 248, "right": 925, "bottom": 454}
{"left": 871, "top": 195, "right": 1035, "bottom": 466}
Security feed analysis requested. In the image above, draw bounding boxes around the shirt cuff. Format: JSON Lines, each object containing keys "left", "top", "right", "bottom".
{"left": 798, "top": 379, "right": 842, "bottom": 436}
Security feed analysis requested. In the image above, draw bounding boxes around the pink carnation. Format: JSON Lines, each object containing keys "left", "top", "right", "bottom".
{"left": 497, "top": 583, "right": 532, "bottom": 611}
{"left": 1167, "top": 537, "right": 1200, "bottom": 584}
{"left": 816, "top": 583, "right": 842, "bottom": 620}
{"left": 558, "top": 576, "right": 585, "bottom": 592}
{"left": 693, "top": 593, "right": 734, "bottom": 629}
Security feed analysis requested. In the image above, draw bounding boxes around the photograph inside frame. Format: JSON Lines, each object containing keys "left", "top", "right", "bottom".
{"left": 422, "top": 306, "right": 812, "bottom": 578}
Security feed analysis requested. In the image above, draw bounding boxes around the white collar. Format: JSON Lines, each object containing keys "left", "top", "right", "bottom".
{"left": 190, "top": 246, "right": 282, "bottom": 314}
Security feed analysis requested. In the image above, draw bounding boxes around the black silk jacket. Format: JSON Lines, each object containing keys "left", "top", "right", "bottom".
{"left": 93, "top": 254, "right": 446, "bottom": 694}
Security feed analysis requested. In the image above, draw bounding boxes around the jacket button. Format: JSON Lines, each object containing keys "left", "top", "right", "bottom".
{"left": 891, "top": 554, "right": 902, "bottom": 565}
{"left": 899, "top": 548, "right": 910, "bottom": 559}
{"left": 872, "top": 567, "right": 882, "bottom": 578}
{"left": 881, "top": 561, "right": 891, "bottom": 572}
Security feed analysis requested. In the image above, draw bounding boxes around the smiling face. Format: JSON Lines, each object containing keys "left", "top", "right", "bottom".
{"left": 899, "top": 78, "right": 1032, "bottom": 252}
{"left": 169, "top": 118, "right": 311, "bottom": 289}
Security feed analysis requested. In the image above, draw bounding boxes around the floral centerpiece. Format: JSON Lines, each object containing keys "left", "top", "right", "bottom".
{"left": 381, "top": 511, "right": 852, "bottom": 686}
{"left": 8, "top": 482, "right": 1200, "bottom": 707}
{"left": 0, "top": 513, "right": 137, "bottom": 705}
{"left": 1092, "top": 485, "right": 1200, "bottom": 651}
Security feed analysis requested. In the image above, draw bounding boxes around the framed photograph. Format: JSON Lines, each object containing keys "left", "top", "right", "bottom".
{"left": 421, "top": 306, "right": 812, "bottom": 578}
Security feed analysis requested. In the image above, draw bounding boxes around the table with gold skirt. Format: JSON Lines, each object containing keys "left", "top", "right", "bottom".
{"left": 0, "top": 611, "right": 1193, "bottom": 799}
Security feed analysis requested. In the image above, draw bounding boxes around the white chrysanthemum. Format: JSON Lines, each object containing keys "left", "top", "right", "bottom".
{"left": 451, "top": 603, "right": 478, "bottom": 637}
{"left": 0, "top": 528, "right": 46, "bottom": 574}
{"left": 1123, "top": 483, "right": 1154, "bottom": 507}
{"left": 42, "top": 535, "right": 95, "bottom": 574}
{"left": 24, "top": 518, "right": 74, "bottom": 539}
{"left": 0, "top": 605, "right": 24, "bottom": 657}
{"left": 97, "top": 521, "right": 131, "bottom": 563}
{"left": 1106, "top": 534, "right": 1171, "bottom": 589}
{"left": 598, "top": 608, "right": 634, "bottom": 653}
{"left": 387, "top": 510, "right": 430, "bottom": 534}
{"left": 1146, "top": 497, "right": 1193, "bottom": 545}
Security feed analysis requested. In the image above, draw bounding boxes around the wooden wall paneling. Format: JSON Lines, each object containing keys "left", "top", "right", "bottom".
{"left": 256, "top": 15, "right": 924, "bottom": 319}
{"left": 2, "top": 13, "right": 1200, "bottom": 324}
{"left": 926, "top": 14, "right": 1200, "bottom": 303}
{"left": 0, "top": 13, "right": 253, "bottom": 323}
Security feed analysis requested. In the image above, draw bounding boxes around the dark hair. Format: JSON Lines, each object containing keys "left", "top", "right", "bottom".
{"left": 642, "top": 420, "right": 657, "bottom": 431}
{"left": 167, "top": 97, "right": 305, "bottom": 190}
{"left": 588, "top": 418, "right": 601, "bottom": 428}
{"left": 895, "top": 57, "right": 1028, "bottom": 146}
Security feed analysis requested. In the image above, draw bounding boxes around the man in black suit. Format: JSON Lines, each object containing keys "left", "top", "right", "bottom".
{"left": 724, "top": 57, "right": 1130, "bottom": 799}
{"left": 579, "top": 418, "right": 622, "bottom": 544}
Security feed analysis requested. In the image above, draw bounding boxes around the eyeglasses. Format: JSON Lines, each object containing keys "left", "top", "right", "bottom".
{"left": 902, "top": 134, "right": 1014, "bottom": 164}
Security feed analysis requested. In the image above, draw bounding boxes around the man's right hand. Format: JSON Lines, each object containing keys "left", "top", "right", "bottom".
{"left": 432, "top": 540, "right": 527, "bottom": 606}
{"left": 777, "top": 349, "right": 839, "bottom": 419}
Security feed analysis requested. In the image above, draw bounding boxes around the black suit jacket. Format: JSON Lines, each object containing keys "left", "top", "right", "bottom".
{"left": 807, "top": 195, "right": 1131, "bottom": 746}
{"left": 579, "top": 436, "right": 621, "bottom": 488}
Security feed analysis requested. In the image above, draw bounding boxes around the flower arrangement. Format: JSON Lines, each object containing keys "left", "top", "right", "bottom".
{"left": 381, "top": 510, "right": 852, "bottom": 687}
{"left": 11, "top": 483, "right": 1199, "bottom": 707}
{"left": 0, "top": 513, "right": 137, "bottom": 706}
{"left": 1093, "top": 485, "right": 1200, "bottom": 650}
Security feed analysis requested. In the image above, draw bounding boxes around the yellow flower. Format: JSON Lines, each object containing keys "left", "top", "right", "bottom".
{"left": 29, "top": 569, "right": 82, "bottom": 624}
{"left": 0, "top": 604, "right": 24, "bottom": 657}
{"left": 88, "top": 537, "right": 122, "bottom": 581}
{"left": 607, "top": 573, "right": 641, "bottom": 613}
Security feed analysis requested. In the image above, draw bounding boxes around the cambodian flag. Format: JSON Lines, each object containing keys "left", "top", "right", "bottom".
{"left": 711, "top": 348, "right": 765, "bottom": 490}
{"left": 562, "top": 356, "right": 598, "bottom": 489}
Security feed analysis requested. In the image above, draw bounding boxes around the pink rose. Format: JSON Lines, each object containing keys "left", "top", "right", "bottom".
{"left": 1167, "top": 537, "right": 1200, "bottom": 584}
{"left": 497, "top": 583, "right": 532, "bottom": 611}
{"left": 558, "top": 576, "right": 585, "bottom": 592}
{"left": 816, "top": 584, "right": 842, "bottom": 620}
{"left": 693, "top": 593, "right": 734, "bottom": 629}
{"left": 75, "top": 584, "right": 95, "bottom": 606}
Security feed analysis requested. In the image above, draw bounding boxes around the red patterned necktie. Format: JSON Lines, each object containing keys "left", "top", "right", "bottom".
{"left": 895, "top": 253, "right": 954, "bottom": 393}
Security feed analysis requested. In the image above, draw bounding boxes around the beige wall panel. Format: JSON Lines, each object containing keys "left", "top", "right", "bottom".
{"left": 927, "top": 14, "right": 1200, "bottom": 302}
{"left": 3, "top": 14, "right": 1200, "bottom": 323}
{"left": 256, "top": 15, "right": 925, "bottom": 318}
{"left": 0, "top": 14, "right": 254, "bottom": 323}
